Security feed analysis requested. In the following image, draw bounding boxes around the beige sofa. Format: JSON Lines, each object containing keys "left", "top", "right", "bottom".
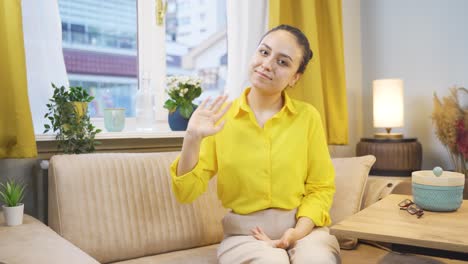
{"left": 0, "top": 152, "right": 460, "bottom": 264}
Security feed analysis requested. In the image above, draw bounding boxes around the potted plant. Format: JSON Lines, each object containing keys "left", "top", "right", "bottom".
{"left": 44, "top": 83, "right": 102, "bottom": 154}
{"left": 164, "top": 76, "right": 203, "bottom": 131}
{"left": 0, "top": 179, "right": 26, "bottom": 226}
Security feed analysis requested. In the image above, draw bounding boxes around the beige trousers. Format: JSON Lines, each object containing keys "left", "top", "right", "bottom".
{"left": 217, "top": 209, "right": 341, "bottom": 264}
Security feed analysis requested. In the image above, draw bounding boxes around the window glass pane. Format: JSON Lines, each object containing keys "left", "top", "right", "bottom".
{"left": 58, "top": 0, "right": 137, "bottom": 117}
{"left": 166, "top": 0, "right": 227, "bottom": 104}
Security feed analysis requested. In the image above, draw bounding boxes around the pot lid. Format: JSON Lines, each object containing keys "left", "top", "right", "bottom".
{"left": 412, "top": 170, "right": 465, "bottom": 187}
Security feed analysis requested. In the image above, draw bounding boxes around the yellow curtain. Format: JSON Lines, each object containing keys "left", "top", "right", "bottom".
{"left": 270, "top": 0, "right": 348, "bottom": 145}
{"left": 0, "top": 0, "right": 37, "bottom": 158}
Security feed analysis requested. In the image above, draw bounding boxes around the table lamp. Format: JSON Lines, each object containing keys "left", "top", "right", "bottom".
{"left": 373, "top": 79, "right": 404, "bottom": 139}
{"left": 357, "top": 78, "right": 421, "bottom": 176}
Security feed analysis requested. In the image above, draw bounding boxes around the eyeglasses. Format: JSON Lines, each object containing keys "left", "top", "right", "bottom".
{"left": 398, "top": 199, "right": 424, "bottom": 218}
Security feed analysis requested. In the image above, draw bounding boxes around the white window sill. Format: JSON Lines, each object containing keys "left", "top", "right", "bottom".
{"left": 36, "top": 120, "right": 186, "bottom": 141}
{"left": 36, "top": 131, "right": 186, "bottom": 141}
{"left": 35, "top": 121, "right": 185, "bottom": 159}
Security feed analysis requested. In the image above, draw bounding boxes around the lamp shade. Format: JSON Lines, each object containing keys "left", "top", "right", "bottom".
{"left": 373, "top": 79, "right": 404, "bottom": 128}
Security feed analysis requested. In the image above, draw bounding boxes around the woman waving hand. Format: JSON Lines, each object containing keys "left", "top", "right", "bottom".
{"left": 171, "top": 24, "right": 340, "bottom": 264}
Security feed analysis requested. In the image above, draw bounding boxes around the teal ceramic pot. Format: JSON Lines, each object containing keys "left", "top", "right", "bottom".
{"left": 104, "top": 108, "right": 126, "bottom": 132}
{"left": 412, "top": 170, "right": 465, "bottom": 211}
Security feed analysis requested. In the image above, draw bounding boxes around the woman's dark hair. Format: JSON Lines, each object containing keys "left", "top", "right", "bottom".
{"left": 260, "top": 24, "right": 313, "bottom": 74}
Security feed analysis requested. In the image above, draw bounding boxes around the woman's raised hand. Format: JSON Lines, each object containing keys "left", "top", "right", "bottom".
{"left": 186, "top": 95, "right": 231, "bottom": 140}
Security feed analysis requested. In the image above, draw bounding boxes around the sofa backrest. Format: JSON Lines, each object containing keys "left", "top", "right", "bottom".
{"left": 48, "top": 152, "right": 227, "bottom": 263}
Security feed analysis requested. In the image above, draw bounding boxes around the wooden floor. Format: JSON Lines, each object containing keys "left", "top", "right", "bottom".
{"left": 340, "top": 243, "right": 468, "bottom": 264}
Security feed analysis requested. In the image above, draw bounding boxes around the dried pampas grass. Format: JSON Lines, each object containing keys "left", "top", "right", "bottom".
{"left": 432, "top": 87, "right": 467, "bottom": 176}
{"left": 432, "top": 87, "right": 464, "bottom": 154}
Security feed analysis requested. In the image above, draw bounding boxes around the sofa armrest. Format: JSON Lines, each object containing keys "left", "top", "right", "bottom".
{"left": 362, "top": 176, "right": 412, "bottom": 209}
{"left": 0, "top": 214, "right": 99, "bottom": 264}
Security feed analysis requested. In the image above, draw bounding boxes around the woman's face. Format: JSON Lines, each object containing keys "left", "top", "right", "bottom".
{"left": 249, "top": 30, "right": 303, "bottom": 96}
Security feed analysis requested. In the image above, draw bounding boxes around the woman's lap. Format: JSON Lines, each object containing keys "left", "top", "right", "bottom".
{"left": 288, "top": 227, "right": 341, "bottom": 264}
{"left": 218, "top": 235, "right": 289, "bottom": 264}
{"left": 217, "top": 209, "right": 341, "bottom": 264}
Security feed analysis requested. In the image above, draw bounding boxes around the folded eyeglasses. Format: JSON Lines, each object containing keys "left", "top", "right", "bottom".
{"left": 398, "top": 199, "right": 424, "bottom": 218}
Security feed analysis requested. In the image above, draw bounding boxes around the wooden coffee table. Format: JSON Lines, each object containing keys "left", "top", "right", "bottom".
{"left": 331, "top": 194, "right": 468, "bottom": 253}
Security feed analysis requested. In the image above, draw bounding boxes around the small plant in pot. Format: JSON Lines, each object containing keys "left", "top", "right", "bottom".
{"left": 44, "top": 83, "right": 102, "bottom": 154}
{"left": 0, "top": 179, "right": 26, "bottom": 226}
{"left": 164, "top": 76, "right": 203, "bottom": 131}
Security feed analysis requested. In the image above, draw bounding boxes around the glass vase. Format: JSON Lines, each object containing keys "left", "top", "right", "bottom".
{"left": 135, "top": 74, "right": 155, "bottom": 131}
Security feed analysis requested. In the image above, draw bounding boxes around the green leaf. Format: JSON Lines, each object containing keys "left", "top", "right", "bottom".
{"left": 179, "top": 103, "right": 194, "bottom": 119}
{"left": 0, "top": 179, "right": 26, "bottom": 206}
{"left": 193, "top": 87, "right": 202, "bottom": 99}
{"left": 164, "top": 100, "right": 177, "bottom": 112}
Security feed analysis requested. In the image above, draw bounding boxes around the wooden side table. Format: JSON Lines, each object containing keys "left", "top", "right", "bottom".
{"left": 331, "top": 194, "right": 468, "bottom": 254}
{"left": 356, "top": 138, "right": 422, "bottom": 176}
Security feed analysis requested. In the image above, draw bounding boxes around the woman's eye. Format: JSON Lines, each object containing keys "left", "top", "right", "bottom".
{"left": 259, "top": 50, "right": 268, "bottom": 56}
{"left": 278, "top": 59, "right": 288, "bottom": 66}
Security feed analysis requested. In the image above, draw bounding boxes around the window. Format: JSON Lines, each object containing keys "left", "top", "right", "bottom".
{"left": 179, "top": 16, "right": 191, "bottom": 25}
{"left": 58, "top": 0, "right": 137, "bottom": 118}
{"left": 57, "top": 0, "right": 227, "bottom": 128}
{"left": 166, "top": 0, "right": 227, "bottom": 104}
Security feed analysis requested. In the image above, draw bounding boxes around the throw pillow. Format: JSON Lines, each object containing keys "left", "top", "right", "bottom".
{"left": 330, "top": 155, "right": 376, "bottom": 249}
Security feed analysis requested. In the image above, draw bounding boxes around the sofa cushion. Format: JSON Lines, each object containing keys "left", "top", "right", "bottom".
{"left": 111, "top": 240, "right": 459, "bottom": 264}
{"left": 112, "top": 244, "right": 218, "bottom": 264}
{"left": 48, "top": 152, "right": 228, "bottom": 264}
{"left": 330, "top": 155, "right": 376, "bottom": 249}
{"left": 0, "top": 214, "right": 99, "bottom": 264}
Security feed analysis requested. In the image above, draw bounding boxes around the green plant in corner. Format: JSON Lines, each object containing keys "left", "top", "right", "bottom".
{"left": 0, "top": 179, "right": 26, "bottom": 207}
{"left": 43, "top": 83, "right": 102, "bottom": 154}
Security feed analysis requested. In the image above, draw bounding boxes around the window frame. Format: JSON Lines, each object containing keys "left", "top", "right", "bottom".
{"left": 88, "top": 0, "right": 168, "bottom": 133}
{"left": 136, "top": 0, "right": 167, "bottom": 124}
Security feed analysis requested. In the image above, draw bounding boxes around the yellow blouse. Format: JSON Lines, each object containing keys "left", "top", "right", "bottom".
{"left": 170, "top": 88, "right": 335, "bottom": 226}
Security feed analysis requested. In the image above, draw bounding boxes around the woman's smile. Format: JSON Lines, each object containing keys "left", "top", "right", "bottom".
{"left": 255, "top": 70, "right": 272, "bottom": 80}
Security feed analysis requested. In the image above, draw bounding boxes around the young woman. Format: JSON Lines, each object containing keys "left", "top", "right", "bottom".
{"left": 170, "top": 24, "right": 340, "bottom": 264}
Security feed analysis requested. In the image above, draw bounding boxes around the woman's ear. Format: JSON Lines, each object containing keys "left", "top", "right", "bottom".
{"left": 289, "top": 72, "right": 302, "bottom": 87}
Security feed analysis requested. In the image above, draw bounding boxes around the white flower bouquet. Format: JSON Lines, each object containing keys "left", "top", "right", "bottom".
{"left": 164, "top": 76, "right": 203, "bottom": 119}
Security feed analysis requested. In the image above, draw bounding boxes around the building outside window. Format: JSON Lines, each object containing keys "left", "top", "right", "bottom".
{"left": 57, "top": 0, "right": 227, "bottom": 124}
{"left": 58, "top": 0, "right": 138, "bottom": 118}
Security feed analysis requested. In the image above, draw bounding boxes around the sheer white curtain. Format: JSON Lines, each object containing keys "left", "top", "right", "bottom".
{"left": 225, "top": 0, "right": 268, "bottom": 99}
{"left": 22, "top": 0, "right": 68, "bottom": 134}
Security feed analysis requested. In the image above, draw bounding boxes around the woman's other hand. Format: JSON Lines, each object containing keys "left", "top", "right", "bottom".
{"left": 186, "top": 95, "right": 231, "bottom": 141}
{"left": 251, "top": 226, "right": 297, "bottom": 249}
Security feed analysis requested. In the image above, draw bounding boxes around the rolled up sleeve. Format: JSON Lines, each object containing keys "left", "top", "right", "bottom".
{"left": 296, "top": 109, "right": 336, "bottom": 226}
{"left": 170, "top": 135, "right": 217, "bottom": 203}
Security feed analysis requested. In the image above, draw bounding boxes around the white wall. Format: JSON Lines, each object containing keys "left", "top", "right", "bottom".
{"left": 330, "top": 0, "right": 363, "bottom": 157}
{"left": 361, "top": 0, "right": 468, "bottom": 170}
